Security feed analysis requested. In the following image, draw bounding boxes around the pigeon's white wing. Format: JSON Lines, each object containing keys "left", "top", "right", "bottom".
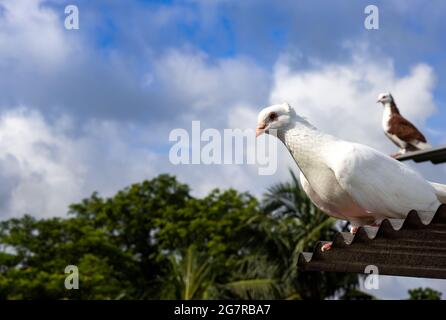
{"left": 324, "top": 141, "right": 440, "bottom": 218}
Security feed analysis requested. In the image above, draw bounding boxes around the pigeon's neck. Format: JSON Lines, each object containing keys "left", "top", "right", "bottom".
{"left": 384, "top": 101, "right": 400, "bottom": 115}
{"left": 277, "top": 119, "right": 336, "bottom": 173}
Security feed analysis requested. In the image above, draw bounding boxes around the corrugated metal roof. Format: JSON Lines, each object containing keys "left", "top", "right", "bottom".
{"left": 396, "top": 145, "right": 446, "bottom": 164}
{"left": 298, "top": 204, "right": 446, "bottom": 279}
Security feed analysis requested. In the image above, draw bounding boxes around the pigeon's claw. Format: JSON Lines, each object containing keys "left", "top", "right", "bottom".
{"left": 321, "top": 242, "right": 332, "bottom": 252}
{"left": 390, "top": 151, "right": 402, "bottom": 158}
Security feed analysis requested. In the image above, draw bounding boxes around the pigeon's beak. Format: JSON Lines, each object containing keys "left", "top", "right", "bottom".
{"left": 377, "top": 98, "right": 383, "bottom": 103}
{"left": 256, "top": 122, "right": 267, "bottom": 137}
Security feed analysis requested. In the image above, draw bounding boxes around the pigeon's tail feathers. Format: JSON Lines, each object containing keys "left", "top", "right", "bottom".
{"left": 430, "top": 182, "right": 446, "bottom": 204}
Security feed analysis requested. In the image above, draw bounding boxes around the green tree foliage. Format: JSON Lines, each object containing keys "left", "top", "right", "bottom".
{"left": 340, "top": 288, "right": 376, "bottom": 300}
{"left": 0, "top": 173, "right": 361, "bottom": 299}
{"left": 408, "top": 287, "right": 442, "bottom": 300}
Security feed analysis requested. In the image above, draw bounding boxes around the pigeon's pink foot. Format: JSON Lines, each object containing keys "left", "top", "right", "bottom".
{"left": 390, "top": 152, "right": 402, "bottom": 158}
{"left": 321, "top": 242, "right": 332, "bottom": 252}
{"left": 351, "top": 222, "right": 381, "bottom": 234}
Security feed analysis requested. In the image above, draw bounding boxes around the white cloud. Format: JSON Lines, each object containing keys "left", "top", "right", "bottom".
{"left": 0, "top": 108, "right": 82, "bottom": 217}
{"left": 270, "top": 53, "right": 437, "bottom": 151}
{"left": 0, "top": 0, "right": 73, "bottom": 69}
{"left": 154, "top": 49, "right": 270, "bottom": 111}
{"left": 0, "top": 108, "right": 156, "bottom": 218}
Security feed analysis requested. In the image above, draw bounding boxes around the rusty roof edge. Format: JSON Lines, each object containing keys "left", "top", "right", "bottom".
{"left": 299, "top": 204, "right": 446, "bottom": 269}
{"left": 431, "top": 204, "right": 446, "bottom": 224}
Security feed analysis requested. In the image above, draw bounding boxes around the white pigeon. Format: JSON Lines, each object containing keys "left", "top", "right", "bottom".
{"left": 256, "top": 103, "right": 446, "bottom": 251}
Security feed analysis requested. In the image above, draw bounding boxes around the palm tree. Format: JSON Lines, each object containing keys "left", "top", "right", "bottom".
{"left": 161, "top": 245, "right": 215, "bottom": 299}
{"left": 161, "top": 245, "right": 280, "bottom": 300}
{"left": 218, "top": 255, "right": 281, "bottom": 299}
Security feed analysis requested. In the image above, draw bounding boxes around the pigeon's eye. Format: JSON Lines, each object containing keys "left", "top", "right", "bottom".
{"left": 269, "top": 112, "right": 278, "bottom": 121}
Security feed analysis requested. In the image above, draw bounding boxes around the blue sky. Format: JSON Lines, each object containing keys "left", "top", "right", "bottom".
{"left": 1, "top": 0, "right": 446, "bottom": 299}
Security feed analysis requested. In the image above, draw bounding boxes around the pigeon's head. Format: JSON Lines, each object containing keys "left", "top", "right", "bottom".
{"left": 377, "top": 92, "right": 394, "bottom": 105}
{"left": 256, "top": 103, "right": 296, "bottom": 137}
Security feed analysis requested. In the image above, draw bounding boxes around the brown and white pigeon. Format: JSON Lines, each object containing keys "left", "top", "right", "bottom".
{"left": 377, "top": 93, "right": 431, "bottom": 158}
